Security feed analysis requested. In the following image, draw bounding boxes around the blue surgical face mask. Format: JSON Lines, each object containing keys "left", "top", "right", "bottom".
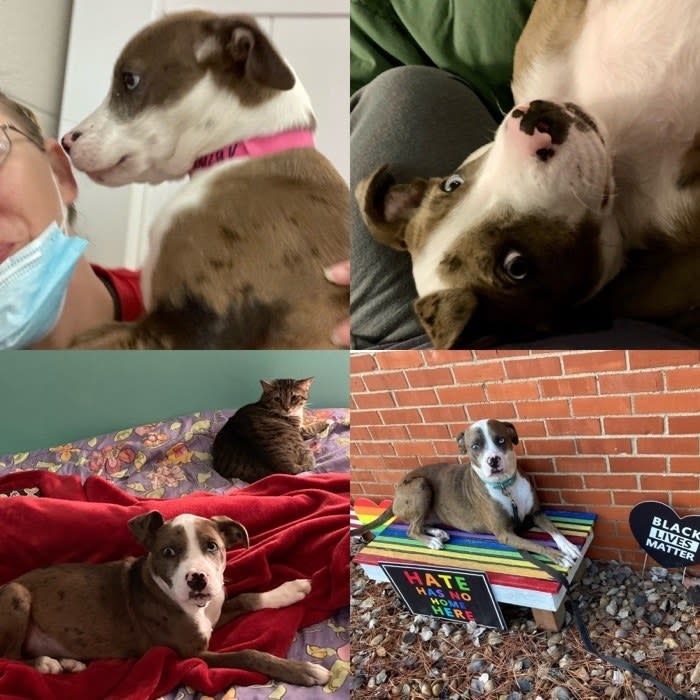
{"left": 0, "top": 222, "right": 88, "bottom": 349}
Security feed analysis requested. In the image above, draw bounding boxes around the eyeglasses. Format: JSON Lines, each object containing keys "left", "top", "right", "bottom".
{"left": 0, "top": 123, "right": 46, "bottom": 167}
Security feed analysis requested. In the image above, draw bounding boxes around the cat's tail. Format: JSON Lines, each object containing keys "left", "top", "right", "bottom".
{"left": 350, "top": 505, "right": 395, "bottom": 537}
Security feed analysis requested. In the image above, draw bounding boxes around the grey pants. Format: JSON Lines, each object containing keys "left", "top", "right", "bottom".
{"left": 350, "top": 66, "right": 497, "bottom": 349}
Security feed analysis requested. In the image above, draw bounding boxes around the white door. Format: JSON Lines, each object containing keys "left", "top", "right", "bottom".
{"left": 59, "top": 0, "right": 349, "bottom": 268}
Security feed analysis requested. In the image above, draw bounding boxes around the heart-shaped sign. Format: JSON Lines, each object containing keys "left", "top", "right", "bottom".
{"left": 629, "top": 501, "right": 700, "bottom": 568}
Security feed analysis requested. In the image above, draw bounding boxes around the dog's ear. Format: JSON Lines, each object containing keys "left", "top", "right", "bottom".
{"left": 198, "top": 17, "right": 295, "bottom": 90}
{"left": 414, "top": 289, "right": 478, "bottom": 349}
{"left": 128, "top": 511, "right": 164, "bottom": 550}
{"left": 456, "top": 431, "right": 468, "bottom": 454}
{"left": 502, "top": 421, "right": 519, "bottom": 445}
{"left": 211, "top": 516, "right": 250, "bottom": 549}
{"left": 355, "top": 166, "right": 429, "bottom": 251}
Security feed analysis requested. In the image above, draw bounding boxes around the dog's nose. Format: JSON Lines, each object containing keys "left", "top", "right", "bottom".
{"left": 186, "top": 572, "right": 207, "bottom": 591}
{"left": 61, "top": 130, "right": 82, "bottom": 153}
{"left": 487, "top": 455, "right": 501, "bottom": 469}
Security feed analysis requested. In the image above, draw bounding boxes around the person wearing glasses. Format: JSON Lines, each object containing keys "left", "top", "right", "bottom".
{"left": 0, "top": 91, "right": 144, "bottom": 349}
{"left": 0, "top": 92, "right": 350, "bottom": 349}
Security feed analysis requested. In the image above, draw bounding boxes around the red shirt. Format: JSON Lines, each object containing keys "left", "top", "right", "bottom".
{"left": 91, "top": 265, "right": 144, "bottom": 322}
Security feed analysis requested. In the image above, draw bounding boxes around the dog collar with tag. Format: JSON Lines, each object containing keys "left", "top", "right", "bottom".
{"left": 189, "top": 129, "right": 315, "bottom": 174}
{"left": 473, "top": 470, "right": 517, "bottom": 491}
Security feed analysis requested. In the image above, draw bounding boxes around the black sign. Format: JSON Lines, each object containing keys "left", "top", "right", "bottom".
{"left": 380, "top": 562, "right": 506, "bottom": 630}
{"left": 629, "top": 501, "right": 700, "bottom": 568}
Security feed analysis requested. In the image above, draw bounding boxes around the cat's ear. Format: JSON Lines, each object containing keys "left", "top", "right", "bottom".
{"left": 297, "top": 377, "right": 314, "bottom": 390}
{"left": 260, "top": 379, "right": 274, "bottom": 392}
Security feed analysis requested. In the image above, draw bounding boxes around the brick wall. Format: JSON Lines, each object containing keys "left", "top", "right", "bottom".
{"left": 350, "top": 349, "right": 700, "bottom": 566}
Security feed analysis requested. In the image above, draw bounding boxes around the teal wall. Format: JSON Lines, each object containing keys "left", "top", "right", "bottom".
{"left": 0, "top": 351, "right": 348, "bottom": 455}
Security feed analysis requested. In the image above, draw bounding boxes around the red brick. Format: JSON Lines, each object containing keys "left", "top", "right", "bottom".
{"left": 436, "top": 385, "right": 487, "bottom": 404}
{"left": 637, "top": 436, "right": 699, "bottom": 454}
{"left": 560, "top": 490, "right": 613, "bottom": 505}
{"left": 351, "top": 409, "right": 382, "bottom": 426}
{"left": 640, "top": 475, "right": 699, "bottom": 490}
{"left": 351, "top": 353, "right": 377, "bottom": 373}
{"left": 604, "top": 416, "right": 664, "bottom": 435}
{"left": 591, "top": 534, "right": 638, "bottom": 551}
{"left": 540, "top": 376, "right": 597, "bottom": 398}
{"left": 635, "top": 391, "right": 700, "bottom": 414}
{"left": 546, "top": 418, "right": 601, "bottom": 436}
{"left": 477, "top": 350, "right": 531, "bottom": 359}
{"left": 394, "top": 441, "right": 436, "bottom": 457}
{"left": 434, "top": 439, "right": 462, "bottom": 456}
{"left": 555, "top": 456, "right": 608, "bottom": 473}
{"left": 408, "top": 424, "right": 452, "bottom": 439}
{"left": 533, "top": 474, "right": 584, "bottom": 490}
{"left": 628, "top": 350, "right": 700, "bottom": 369}
{"left": 614, "top": 491, "right": 666, "bottom": 506}
{"left": 362, "top": 482, "right": 400, "bottom": 498}
{"left": 424, "top": 350, "right": 473, "bottom": 365}
{"left": 380, "top": 408, "right": 422, "bottom": 424}
{"left": 350, "top": 375, "right": 366, "bottom": 393}
{"left": 571, "top": 396, "right": 632, "bottom": 416}
{"left": 593, "top": 505, "right": 636, "bottom": 522}
{"left": 350, "top": 426, "right": 372, "bottom": 441}
{"left": 421, "top": 406, "right": 469, "bottom": 423}
{"left": 364, "top": 371, "right": 408, "bottom": 391}
{"left": 668, "top": 415, "right": 700, "bottom": 434}
{"left": 504, "top": 356, "right": 562, "bottom": 379}
{"left": 534, "top": 489, "right": 563, "bottom": 507}
{"left": 514, "top": 420, "right": 547, "bottom": 437}
{"left": 453, "top": 361, "right": 506, "bottom": 383}
{"left": 357, "top": 441, "right": 395, "bottom": 456}
{"left": 353, "top": 392, "right": 396, "bottom": 409}
{"left": 666, "top": 366, "right": 700, "bottom": 390}
{"left": 608, "top": 456, "right": 667, "bottom": 473}
{"left": 669, "top": 457, "right": 700, "bottom": 474}
{"left": 522, "top": 438, "right": 577, "bottom": 456}
{"left": 368, "top": 425, "right": 410, "bottom": 441}
{"left": 672, "top": 492, "right": 700, "bottom": 509}
{"left": 375, "top": 351, "right": 425, "bottom": 370}
{"left": 487, "top": 381, "right": 539, "bottom": 401}
{"left": 349, "top": 469, "right": 377, "bottom": 484}
{"left": 584, "top": 474, "right": 638, "bottom": 489}
{"left": 468, "top": 402, "right": 517, "bottom": 420}
{"left": 562, "top": 351, "right": 627, "bottom": 374}
{"left": 599, "top": 371, "right": 664, "bottom": 394}
{"left": 393, "top": 388, "right": 438, "bottom": 407}
{"left": 517, "top": 400, "right": 570, "bottom": 418}
{"left": 371, "top": 468, "right": 412, "bottom": 483}
{"left": 519, "top": 457, "right": 556, "bottom": 473}
{"left": 405, "top": 367, "right": 454, "bottom": 388}
{"left": 576, "top": 437, "right": 632, "bottom": 455}
{"left": 351, "top": 455, "right": 383, "bottom": 468}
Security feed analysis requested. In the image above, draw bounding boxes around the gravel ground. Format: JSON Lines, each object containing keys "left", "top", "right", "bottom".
{"left": 350, "top": 551, "right": 699, "bottom": 700}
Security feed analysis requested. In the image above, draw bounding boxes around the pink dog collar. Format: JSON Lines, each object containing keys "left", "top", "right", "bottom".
{"left": 189, "top": 129, "right": 315, "bottom": 174}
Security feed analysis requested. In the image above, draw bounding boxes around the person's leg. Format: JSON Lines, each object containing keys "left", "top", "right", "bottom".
{"left": 350, "top": 66, "right": 498, "bottom": 349}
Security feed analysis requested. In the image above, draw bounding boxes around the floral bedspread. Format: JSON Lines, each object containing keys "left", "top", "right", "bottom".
{"left": 0, "top": 408, "right": 350, "bottom": 700}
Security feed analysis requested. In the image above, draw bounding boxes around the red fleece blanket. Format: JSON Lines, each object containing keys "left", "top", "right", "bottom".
{"left": 0, "top": 471, "right": 349, "bottom": 700}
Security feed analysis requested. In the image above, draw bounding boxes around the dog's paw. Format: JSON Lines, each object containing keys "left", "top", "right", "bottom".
{"left": 298, "top": 661, "right": 331, "bottom": 686}
{"left": 34, "top": 656, "right": 63, "bottom": 674}
{"left": 552, "top": 534, "right": 580, "bottom": 566}
{"left": 426, "top": 537, "right": 445, "bottom": 550}
{"left": 425, "top": 528, "right": 450, "bottom": 543}
{"left": 266, "top": 578, "right": 311, "bottom": 608}
{"left": 59, "top": 658, "right": 86, "bottom": 673}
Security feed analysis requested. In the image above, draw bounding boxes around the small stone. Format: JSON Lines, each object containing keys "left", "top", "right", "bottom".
{"left": 633, "top": 593, "right": 647, "bottom": 606}
{"left": 431, "top": 681, "right": 444, "bottom": 697}
{"left": 471, "top": 678, "right": 485, "bottom": 695}
{"left": 633, "top": 690, "right": 648, "bottom": 700}
{"left": 614, "top": 628, "right": 629, "bottom": 639}
{"left": 375, "top": 670, "right": 388, "bottom": 684}
{"left": 691, "top": 660, "right": 700, "bottom": 684}
{"left": 350, "top": 673, "right": 367, "bottom": 690}
{"left": 376, "top": 646, "right": 386, "bottom": 657}
{"left": 517, "top": 679, "right": 533, "bottom": 692}
{"left": 662, "top": 637, "right": 678, "bottom": 650}
{"left": 402, "top": 684, "right": 411, "bottom": 696}
{"left": 369, "top": 633, "right": 384, "bottom": 646}
{"left": 506, "top": 694, "right": 523, "bottom": 700}
{"left": 669, "top": 621, "right": 682, "bottom": 632}
{"left": 674, "top": 672, "right": 684, "bottom": 686}
{"left": 605, "top": 600, "right": 619, "bottom": 616}
{"left": 487, "top": 631, "right": 503, "bottom": 646}
{"left": 420, "top": 681, "right": 432, "bottom": 696}
{"left": 572, "top": 667, "right": 590, "bottom": 683}
{"left": 558, "top": 654, "right": 573, "bottom": 669}
{"left": 402, "top": 631, "right": 417, "bottom": 645}
{"left": 467, "top": 659, "right": 486, "bottom": 674}
{"left": 420, "top": 628, "right": 433, "bottom": 642}
{"left": 551, "top": 687, "right": 571, "bottom": 700}
{"left": 547, "top": 633, "right": 563, "bottom": 646}
{"left": 612, "top": 669, "right": 625, "bottom": 686}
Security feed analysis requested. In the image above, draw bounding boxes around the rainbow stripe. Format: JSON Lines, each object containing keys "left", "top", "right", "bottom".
{"left": 353, "top": 497, "right": 596, "bottom": 595}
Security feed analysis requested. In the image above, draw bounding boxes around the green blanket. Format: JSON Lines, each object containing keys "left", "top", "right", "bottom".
{"left": 351, "top": 0, "right": 535, "bottom": 117}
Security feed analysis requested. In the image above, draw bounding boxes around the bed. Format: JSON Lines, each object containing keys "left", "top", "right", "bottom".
{"left": 0, "top": 407, "right": 350, "bottom": 700}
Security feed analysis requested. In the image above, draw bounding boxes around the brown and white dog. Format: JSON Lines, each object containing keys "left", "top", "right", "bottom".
{"left": 357, "top": 0, "right": 700, "bottom": 347}
{"left": 0, "top": 512, "right": 330, "bottom": 686}
{"left": 351, "top": 419, "right": 580, "bottom": 568}
{"left": 62, "top": 11, "right": 348, "bottom": 349}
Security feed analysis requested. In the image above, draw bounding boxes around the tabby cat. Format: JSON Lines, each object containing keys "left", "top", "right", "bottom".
{"left": 211, "top": 377, "right": 328, "bottom": 482}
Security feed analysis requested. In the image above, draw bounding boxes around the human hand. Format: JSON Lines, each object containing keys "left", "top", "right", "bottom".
{"left": 324, "top": 261, "right": 350, "bottom": 347}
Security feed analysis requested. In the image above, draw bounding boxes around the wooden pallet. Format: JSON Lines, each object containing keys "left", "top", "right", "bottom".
{"left": 352, "top": 497, "right": 596, "bottom": 631}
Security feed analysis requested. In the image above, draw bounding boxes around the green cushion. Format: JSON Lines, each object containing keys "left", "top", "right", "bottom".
{"left": 351, "top": 0, "right": 535, "bottom": 117}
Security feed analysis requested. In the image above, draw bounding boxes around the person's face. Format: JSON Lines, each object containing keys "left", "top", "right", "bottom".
{"left": 0, "top": 107, "right": 78, "bottom": 265}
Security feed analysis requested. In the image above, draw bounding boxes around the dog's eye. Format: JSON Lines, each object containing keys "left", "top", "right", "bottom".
{"left": 161, "top": 546, "right": 176, "bottom": 558}
{"left": 206, "top": 540, "right": 218, "bottom": 553}
{"left": 440, "top": 174, "right": 464, "bottom": 193}
{"left": 122, "top": 72, "right": 141, "bottom": 91}
{"left": 471, "top": 443, "right": 480, "bottom": 451}
{"left": 496, "top": 436, "right": 506, "bottom": 446}
{"left": 503, "top": 251, "right": 529, "bottom": 281}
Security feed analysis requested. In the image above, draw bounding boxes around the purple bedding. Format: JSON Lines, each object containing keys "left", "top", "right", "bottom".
{"left": 0, "top": 408, "right": 350, "bottom": 700}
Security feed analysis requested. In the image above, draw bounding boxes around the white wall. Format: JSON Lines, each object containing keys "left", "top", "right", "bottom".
{"left": 0, "top": 0, "right": 73, "bottom": 137}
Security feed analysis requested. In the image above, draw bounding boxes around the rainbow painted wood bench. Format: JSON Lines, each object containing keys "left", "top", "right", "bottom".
{"left": 352, "top": 497, "right": 596, "bottom": 631}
